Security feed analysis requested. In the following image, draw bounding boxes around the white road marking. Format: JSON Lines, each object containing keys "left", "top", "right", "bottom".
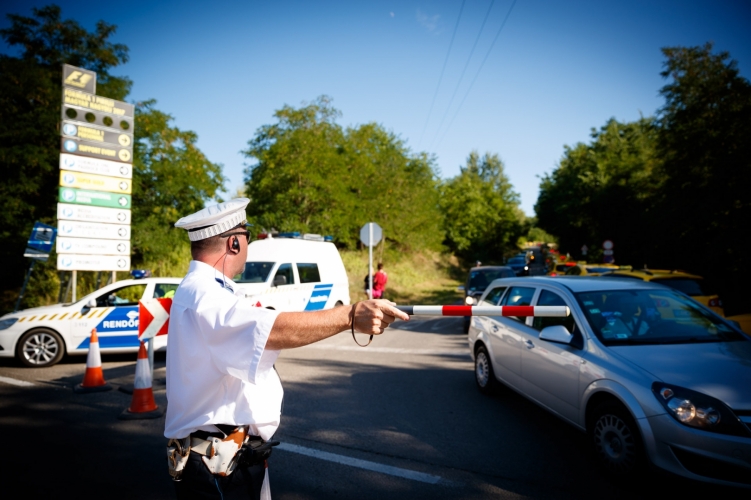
{"left": 0, "top": 376, "right": 35, "bottom": 387}
{"left": 277, "top": 443, "right": 443, "bottom": 484}
{"left": 304, "top": 345, "right": 469, "bottom": 357}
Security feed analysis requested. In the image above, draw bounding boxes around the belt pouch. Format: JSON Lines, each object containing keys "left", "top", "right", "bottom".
{"left": 167, "top": 437, "right": 191, "bottom": 481}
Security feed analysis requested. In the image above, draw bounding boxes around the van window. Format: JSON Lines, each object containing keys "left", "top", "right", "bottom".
{"left": 273, "top": 263, "right": 295, "bottom": 286}
{"left": 237, "top": 262, "right": 274, "bottom": 283}
{"left": 297, "top": 263, "right": 321, "bottom": 283}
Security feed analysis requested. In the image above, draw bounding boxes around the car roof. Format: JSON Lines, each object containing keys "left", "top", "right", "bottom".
{"left": 603, "top": 269, "right": 702, "bottom": 280}
{"left": 470, "top": 266, "right": 513, "bottom": 271}
{"left": 485, "top": 276, "right": 668, "bottom": 293}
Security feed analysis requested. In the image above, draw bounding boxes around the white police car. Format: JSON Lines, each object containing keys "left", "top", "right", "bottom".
{"left": 0, "top": 277, "right": 181, "bottom": 367}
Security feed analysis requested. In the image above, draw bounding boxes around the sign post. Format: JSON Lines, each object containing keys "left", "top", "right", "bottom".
{"left": 359, "top": 222, "right": 383, "bottom": 300}
{"left": 58, "top": 65, "right": 134, "bottom": 291}
{"left": 603, "top": 240, "right": 614, "bottom": 264}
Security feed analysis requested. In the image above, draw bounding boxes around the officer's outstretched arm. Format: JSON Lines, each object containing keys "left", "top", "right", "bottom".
{"left": 266, "top": 300, "right": 408, "bottom": 350}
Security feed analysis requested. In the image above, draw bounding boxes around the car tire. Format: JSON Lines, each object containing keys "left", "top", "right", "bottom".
{"left": 474, "top": 345, "right": 498, "bottom": 395}
{"left": 590, "top": 401, "right": 645, "bottom": 478}
{"left": 16, "top": 328, "right": 65, "bottom": 368}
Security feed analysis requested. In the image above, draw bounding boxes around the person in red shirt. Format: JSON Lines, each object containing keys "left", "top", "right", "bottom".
{"left": 372, "top": 263, "right": 388, "bottom": 299}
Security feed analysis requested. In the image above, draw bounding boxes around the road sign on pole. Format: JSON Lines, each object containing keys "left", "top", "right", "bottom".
{"left": 360, "top": 223, "right": 382, "bottom": 300}
{"left": 58, "top": 65, "right": 133, "bottom": 277}
{"left": 57, "top": 203, "right": 131, "bottom": 224}
{"left": 60, "top": 153, "right": 132, "bottom": 178}
{"left": 57, "top": 254, "right": 130, "bottom": 271}
{"left": 359, "top": 222, "right": 382, "bottom": 247}
{"left": 59, "top": 187, "right": 131, "bottom": 209}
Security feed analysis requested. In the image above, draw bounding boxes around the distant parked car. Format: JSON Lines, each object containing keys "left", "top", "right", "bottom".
{"left": 506, "top": 256, "right": 527, "bottom": 276}
{"left": 600, "top": 269, "right": 724, "bottom": 316}
{"left": 468, "top": 276, "right": 751, "bottom": 487}
{"left": 460, "top": 266, "right": 516, "bottom": 333}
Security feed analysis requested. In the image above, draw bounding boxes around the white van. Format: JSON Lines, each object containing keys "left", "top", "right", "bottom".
{"left": 235, "top": 235, "right": 350, "bottom": 311}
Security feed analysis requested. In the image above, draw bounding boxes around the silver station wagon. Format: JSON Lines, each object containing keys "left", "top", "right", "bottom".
{"left": 468, "top": 276, "right": 751, "bottom": 488}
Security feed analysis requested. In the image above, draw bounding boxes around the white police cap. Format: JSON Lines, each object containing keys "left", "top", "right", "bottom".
{"left": 175, "top": 198, "right": 250, "bottom": 241}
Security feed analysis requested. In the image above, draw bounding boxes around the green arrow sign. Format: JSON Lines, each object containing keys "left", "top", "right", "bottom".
{"left": 58, "top": 187, "right": 131, "bottom": 209}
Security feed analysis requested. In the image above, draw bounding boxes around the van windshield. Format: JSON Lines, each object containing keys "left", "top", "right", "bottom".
{"left": 236, "top": 262, "right": 274, "bottom": 283}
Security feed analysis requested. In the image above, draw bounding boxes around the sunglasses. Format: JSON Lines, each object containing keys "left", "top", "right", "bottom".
{"left": 220, "top": 230, "right": 251, "bottom": 244}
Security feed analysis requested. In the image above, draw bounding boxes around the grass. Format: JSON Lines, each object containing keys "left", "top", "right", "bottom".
{"left": 340, "top": 248, "right": 465, "bottom": 305}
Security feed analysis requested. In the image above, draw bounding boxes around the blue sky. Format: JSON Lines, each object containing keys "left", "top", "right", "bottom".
{"left": 2, "top": 1, "right": 750, "bottom": 215}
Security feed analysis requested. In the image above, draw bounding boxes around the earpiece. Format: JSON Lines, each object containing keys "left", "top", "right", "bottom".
{"left": 231, "top": 236, "right": 240, "bottom": 252}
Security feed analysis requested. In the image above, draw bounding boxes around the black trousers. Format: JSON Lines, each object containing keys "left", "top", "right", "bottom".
{"left": 174, "top": 451, "right": 265, "bottom": 500}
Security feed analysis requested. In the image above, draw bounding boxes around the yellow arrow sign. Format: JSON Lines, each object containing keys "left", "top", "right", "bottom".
{"left": 59, "top": 170, "right": 132, "bottom": 194}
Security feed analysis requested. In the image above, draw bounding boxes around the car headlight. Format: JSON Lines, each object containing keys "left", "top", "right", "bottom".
{"left": 0, "top": 317, "right": 19, "bottom": 330}
{"left": 652, "top": 382, "right": 750, "bottom": 437}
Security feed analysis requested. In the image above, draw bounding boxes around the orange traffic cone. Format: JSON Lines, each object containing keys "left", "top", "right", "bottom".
{"left": 74, "top": 329, "right": 112, "bottom": 393}
{"left": 119, "top": 341, "right": 164, "bottom": 419}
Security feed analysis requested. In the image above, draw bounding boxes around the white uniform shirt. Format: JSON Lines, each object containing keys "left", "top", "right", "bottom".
{"left": 164, "top": 260, "right": 282, "bottom": 440}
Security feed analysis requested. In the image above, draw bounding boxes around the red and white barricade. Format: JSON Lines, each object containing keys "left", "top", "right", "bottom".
{"left": 395, "top": 305, "right": 570, "bottom": 317}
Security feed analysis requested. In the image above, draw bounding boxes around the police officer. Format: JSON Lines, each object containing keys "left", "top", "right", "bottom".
{"left": 165, "top": 198, "right": 408, "bottom": 499}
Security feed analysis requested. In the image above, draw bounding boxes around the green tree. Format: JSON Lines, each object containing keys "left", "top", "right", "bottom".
{"left": 654, "top": 43, "right": 751, "bottom": 311}
{"left": 535, "top": 118, "right": 659, "bottom": 264}
{"left": 131, "top": 100, "right": 225, "bottom": 276}
{"left": 0, "top": 5, "right": 224, "bottom": 311}
{"left": 0, "top": 5, "right": 131, "bottom": 298}
{"left": 439, "top": 151, "right": 523, "bottom": 263}
{"left": 243, "top": 96, "right": 443, "bottom": 250}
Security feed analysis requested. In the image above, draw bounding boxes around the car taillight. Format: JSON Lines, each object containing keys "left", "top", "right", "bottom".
{"left": 550, "top": 272, "right": 558, "bottom": 277}
{"left": 708, "top": 298, "right": 723, "bottom": 307}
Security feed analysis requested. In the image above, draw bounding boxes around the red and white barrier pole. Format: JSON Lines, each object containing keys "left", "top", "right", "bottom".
{"left": 395, "top": 305, "right": 570, "bottom": 317}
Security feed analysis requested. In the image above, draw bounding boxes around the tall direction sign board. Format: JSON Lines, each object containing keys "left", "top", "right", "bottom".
{"left": 57, "top": 64, "right": 134, "bottom": 300}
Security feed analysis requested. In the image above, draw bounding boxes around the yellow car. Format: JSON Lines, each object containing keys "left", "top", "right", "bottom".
{"left": 600, "top": 269, "right": 725, "bottom": 316}
{"left": 547, "top": 261, "right": 577, "bottom": 276}
{"left": 726, "top": 313, "right": 751, "bottom": 334}
{"left": 563, "top": 263, "right": 620, "bottom": 276}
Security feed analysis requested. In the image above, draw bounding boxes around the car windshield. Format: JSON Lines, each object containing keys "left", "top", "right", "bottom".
{"left": 652, "top": 278, "right": 712, "bottom": 297}
{"left": 507, "top": 257, "right": 525, "bottom": 266}
{"left": 576, "top": 289, "right": 745, "bottom": 346}
{"left": 236, "top": 262, "right": 274, "bottom": 283}
{"left": 468, "top": 269, "right": 512, "bottom": 291}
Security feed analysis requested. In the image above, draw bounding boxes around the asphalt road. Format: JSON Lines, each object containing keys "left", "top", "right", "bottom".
{"left": 0, "top": 316, "right": 744, "bottom": 499}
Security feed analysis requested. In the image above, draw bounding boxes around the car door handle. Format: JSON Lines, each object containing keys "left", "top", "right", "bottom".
{"left": 524, "top": 340, "right": 535, "bottom": 349}
{"left": 492, "top": 325, "right": 500, "bottom": 333}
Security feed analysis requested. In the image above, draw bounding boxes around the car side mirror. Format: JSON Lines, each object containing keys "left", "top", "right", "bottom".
{"left": 272, "top": 275, "right": 287, "bottom": 287}
{"left": 539, "top": 325, "right": 573, "bottom": 345}
{"left": 81, "top": 298, "right": 97, "bottom": 315}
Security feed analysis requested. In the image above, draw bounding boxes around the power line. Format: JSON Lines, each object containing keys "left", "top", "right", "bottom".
{"left": 417, "top": 0, "right": 466, "bottom": 149}
{"left": 429, "top": 0, "right": 497, "bottom": 150}
{"left": 438, "top": 0, "right": 517, "bottom": 147}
